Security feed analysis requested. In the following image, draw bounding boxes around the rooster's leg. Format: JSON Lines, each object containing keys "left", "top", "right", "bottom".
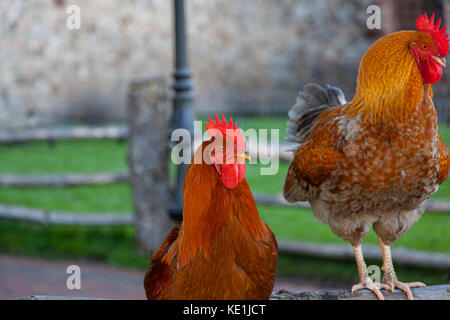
{"left": 378, "top": 237, "right": 426, "bottom": 300}
{"left": 351, "top": 243, "right": 390, "bottom": 300}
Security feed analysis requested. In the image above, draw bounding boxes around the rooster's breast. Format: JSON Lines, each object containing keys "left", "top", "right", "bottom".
{"left": 318, "top": 98, "right": 440, "bottom": 218}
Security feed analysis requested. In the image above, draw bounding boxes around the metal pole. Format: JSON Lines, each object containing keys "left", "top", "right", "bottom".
{"left": 169, "top": 0, "right": 194, "bottom": 221}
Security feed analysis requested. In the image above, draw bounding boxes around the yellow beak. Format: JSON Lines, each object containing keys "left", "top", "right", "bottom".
{"left": 433, "top": 55, "right": 447, "bottom": 67}
{"left": 237, "top": 152, "right": 251, "bottom": 160}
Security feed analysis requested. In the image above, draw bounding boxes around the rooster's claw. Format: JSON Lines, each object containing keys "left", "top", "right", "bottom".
{"left": 382, "top": 280, "right": 426, "bottom": 300}
{"left": 351, "top": 278, "right": 390, "bottom": 300}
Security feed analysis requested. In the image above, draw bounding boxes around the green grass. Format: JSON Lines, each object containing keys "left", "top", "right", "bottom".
{"left": 259, "top": 206, "right": 449, "bottom": 253}
{"left": 0, "top": 117, "right": 449, "bottom": 284}
{"left": 0, "top": 140, "right": 128, "bottom": 174}
{"left": 0, "top": 184, "right": 132, "bottom": 213}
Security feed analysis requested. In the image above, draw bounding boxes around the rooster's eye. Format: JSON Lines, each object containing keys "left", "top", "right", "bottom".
{"left": 422, "top": 44, "right": 427, "bottom": 49}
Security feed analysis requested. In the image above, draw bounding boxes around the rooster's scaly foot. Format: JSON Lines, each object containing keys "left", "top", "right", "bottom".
{"left": 351, "top": 278, "right": 390, "bottom": 300}
{"left": 382, "top": 279, "right": 426, "bottom": 300}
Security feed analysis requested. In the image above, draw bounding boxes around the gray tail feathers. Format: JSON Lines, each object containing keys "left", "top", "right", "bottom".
{"left": 285, "top": 83, "right": 346, "bottom": 146}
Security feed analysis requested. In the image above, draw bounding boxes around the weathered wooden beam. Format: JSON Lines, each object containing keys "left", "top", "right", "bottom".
{"left": 1, "top": 172, "right": 449, "bottom": 215}
{"left": 253, "top": 193, "right": 450, "bottom": 215}
{"left": 127, "top": 77, "right": 176, "bottom": 252}
{"left": 0, "top": 204, "right": 132, "bottom": 226}
{"left": 425, "top": 200, "right": 450, "bottom": 212}
{"left": 0, "top": 203, "right": 448, "bottom": 269}
{"left": 0, "top": 172, "right": 130, "bottom": 187}
{"left": 0, "top": 125, "right": 129, "bottom": 144}
{"left": 271, "top": 284, "right": 450, "bottom": 300}
{"left": 247, "top": 142, "right": 294, "bottom": 162}
{"left": 12, "top": 285, "right": 450, "bottom": 300}
{"left": 253, "top": 194, "right": 309, "bottom": 208}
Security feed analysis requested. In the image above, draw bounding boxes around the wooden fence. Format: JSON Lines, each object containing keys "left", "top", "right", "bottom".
{"left": 0, "top": 125, "right": 128, "bottom": 144}
{"left": 0, "top": 87, "right": 449, "bottom": 269}
{"left": 0, "top": 173, "right": 450, "bottom": 214}
{"left": 1, "top": 198, "right": 448, "bottom": 270}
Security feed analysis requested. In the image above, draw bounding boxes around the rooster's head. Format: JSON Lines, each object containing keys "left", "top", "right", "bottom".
{"left": 410, "top": 13, "right": 448, "bottom": 84}
{"left": 349, "top": 13, "right": 449, "bottom": 126}
{"left": 205, "top": 114, "right": 249, "bottom": 189}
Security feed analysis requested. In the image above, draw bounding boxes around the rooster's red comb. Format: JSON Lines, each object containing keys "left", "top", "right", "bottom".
{"left": 205, "top": 114, "right": 239, "bottom": 137}
{"left": 416, "top": 13, "right": 449, "bottom": 57}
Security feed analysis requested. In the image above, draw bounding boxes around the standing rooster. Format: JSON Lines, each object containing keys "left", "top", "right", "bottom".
{"left": 283, "top": 13, "right": 449, "bottom": 300}
{"left": 145, "top": 115, "right": 278, "bottom": 300}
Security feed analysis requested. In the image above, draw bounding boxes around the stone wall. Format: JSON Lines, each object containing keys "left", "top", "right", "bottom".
{"left": 1, "top": 0, "right": 447, "bottom": 126}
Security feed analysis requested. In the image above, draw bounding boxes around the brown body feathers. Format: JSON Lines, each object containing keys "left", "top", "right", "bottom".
{"left": 284, "top": 30, "right": 449, "bottom": 246}
{"left": 145, "top": 141, "right": 278, "bottom": 300}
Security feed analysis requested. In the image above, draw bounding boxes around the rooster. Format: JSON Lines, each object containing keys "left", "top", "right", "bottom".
{"left": 144, "top": 115, "right": 278, "bottom": 299}
{"left": 283, "top": 13, "right": 449, "bottom": 300}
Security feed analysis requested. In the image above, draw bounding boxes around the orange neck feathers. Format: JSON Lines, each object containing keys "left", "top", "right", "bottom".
{"left": 345, "top": 31, "right": 433, "bottom": 126}
{"left": 166, "top": 141, "right": 264, "bottom": 269}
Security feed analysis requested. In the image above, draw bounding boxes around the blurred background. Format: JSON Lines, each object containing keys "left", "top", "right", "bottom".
{"left": 0, "top": 0, "right": 448, "bottom": 299}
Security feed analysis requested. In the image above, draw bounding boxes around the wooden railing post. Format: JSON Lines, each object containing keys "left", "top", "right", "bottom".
{"left": 127, "top": 77, "right": 176, "bottom": 252}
